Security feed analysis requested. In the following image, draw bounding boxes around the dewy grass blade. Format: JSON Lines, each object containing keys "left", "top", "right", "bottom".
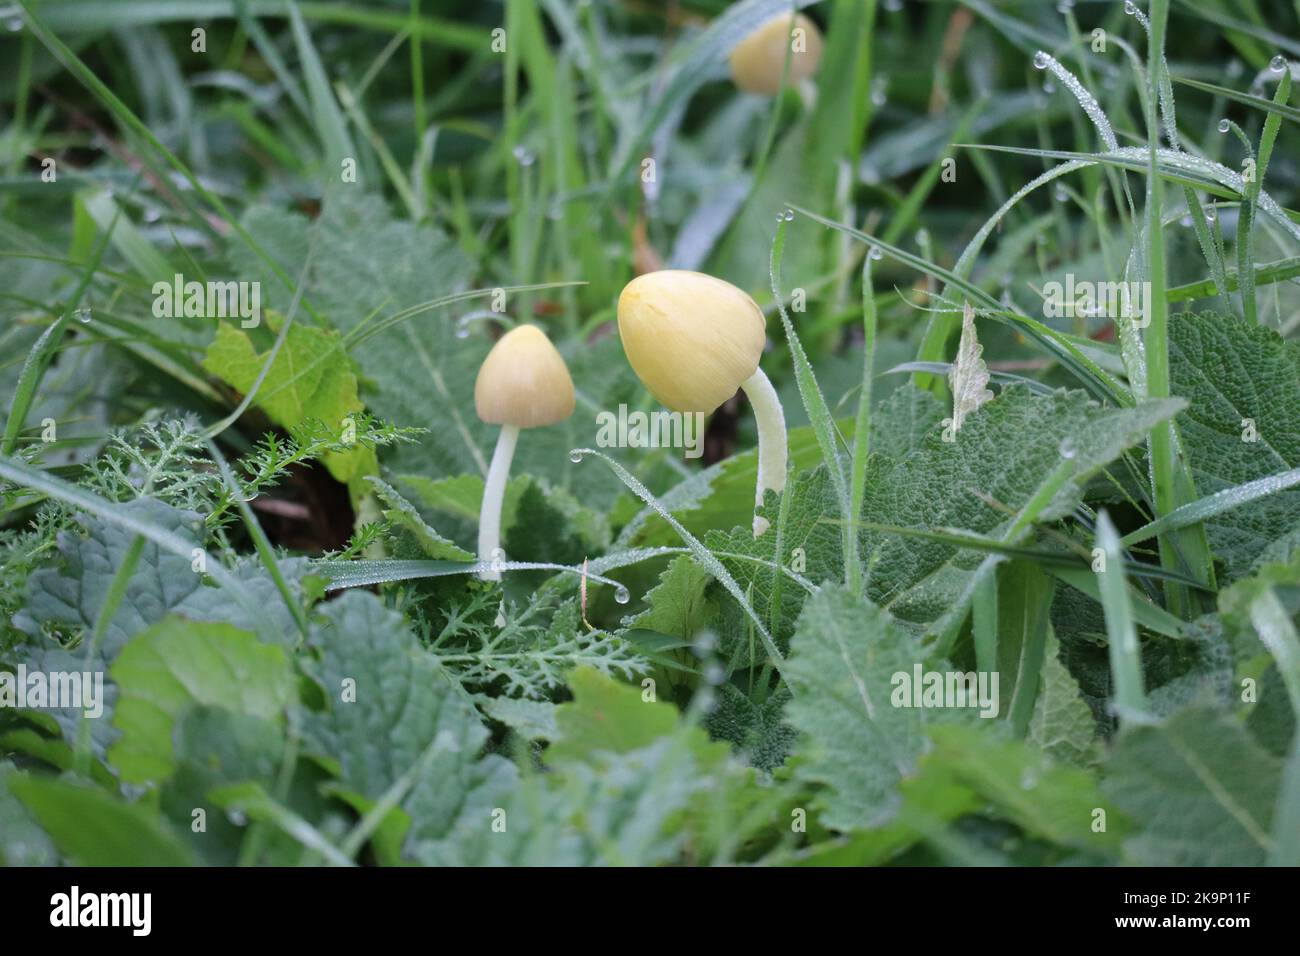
{"left": 788, "top": 204, "right": 1131, "bottom": 406}
{"left": 1120, "top": 468, "right": 1300, "bottom": 547}
{"left": 770, "top": 219, "right": 851, "bottom": 582}
{"left": 1172, "top": 74, "right": 1300, "bottom": 125}
{"left": 1096, "top": 511, "right": 1147, "bottom": 727}
{"left": 847, "top": 249, "right": 878, "bottom": 595}
{"left": 570, "top": 447, "right": 786, "bottom": 674}
{"left": 17, "top": 1, "right": 322, "bottom": 315}
{"left": 1, "top": 314, "right": 71, "bottom": 456}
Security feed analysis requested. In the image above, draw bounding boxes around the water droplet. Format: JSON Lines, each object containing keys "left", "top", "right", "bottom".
{"left": 1053, "top": 185, "right": 1068, "bottom": 202}
{"left": 870, "top": 75, "right": 888, "bottom": 107}
{"left": 705, "top": 664, "right": 725, "bottom": 685}
{"left": 914, "top": 227, "right": 929, "bottom": 247}
{"left": 868, "top": 245, "right": 884, "bottom": 261}
{"left": 568, "top": 449, "right": 584, "bottom": 463}
{"left": 1227, "top": 60, "right": 1243, "bottom": 78}
{"left": 1056, "top": 0, "right": 1073, "bottom": 12}
{"left": 73, "top": 307, "right": 92, "bottom": 323}
{"left": 1204, "top": 204, "right": 1218, "bottom": 223}
{"left": 1042, "top": 79, "right": 1056, "bottom": 94}
{"left": 1123, "top": 0, "right": 1137, "bottom": 14}
{"left": 1058, "top": 437, "right": 1077, "bottom": 460}
{"left": 1033, "top": 51, "right": 1050, "bottom": 70}
{"left": 511, "top": 145, "right": 535, "bottom": 167}
{"left": 1218, "top": 118, "right": 1231, "bottom": 133}
{"left": 5, "top": 16, "right": 22, "bottom": 32}
{"left": 1019, "top": 768, "right": 1039, "bottom": 790}
{"left": 227, "top": 810, "right": 248, "bottom": 826}
{"left": 783, "top": 208, "right": 795, "bottom": 222}
{"left": 613, "top": 585, "right": 630, "bottom": 605}
{"left": 143, "top": 207, "right": 161, "bottom": 223}
{"left": 883, "top": 0, "right": 902, "bottom": 11}
{"left": 1270, "top": 55, "right": 1287, "bottom": 73}
{"left": 455, "top": 325, "right": 471, "bottom": 339}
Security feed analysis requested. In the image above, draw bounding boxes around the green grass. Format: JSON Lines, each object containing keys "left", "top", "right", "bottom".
{"left": 0, "top": 0, "right": 1298, "bottom": 869}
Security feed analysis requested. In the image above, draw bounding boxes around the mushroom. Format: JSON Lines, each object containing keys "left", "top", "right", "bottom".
{"left": 617, "top": 270, "right": 787, "bottom": 536}
{"left": 729, "top": 11, "right": 824, "bottom": 96}
{"left": 474, "top": 324, "right": 575, "bottom": 580}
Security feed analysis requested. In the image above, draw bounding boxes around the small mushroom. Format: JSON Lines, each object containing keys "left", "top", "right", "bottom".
{"left": 729, "top": 12, "right": 824, "bottom": 96}
{"left": 474, "top": 324, "right": 575, "bottom": 580}
{"left": 617, "top": 270, "right": 787, "bottom": 536}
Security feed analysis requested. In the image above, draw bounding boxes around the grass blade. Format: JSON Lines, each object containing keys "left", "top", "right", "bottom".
{"left": 1096, "top": 510, "right": 1147, "bottom": 727}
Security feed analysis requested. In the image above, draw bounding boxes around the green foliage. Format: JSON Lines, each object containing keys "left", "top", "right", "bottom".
{"left": 2, "top": 0, "right": 1297, "bottom": 869}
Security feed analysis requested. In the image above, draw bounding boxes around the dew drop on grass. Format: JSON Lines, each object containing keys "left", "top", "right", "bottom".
{"left": 868, "top": 245, "right": 884, "bottom": 261}
{"left": 1042, "top": 79, "right": 1056, "bottom": 94}
{"left": 1123, "top": 0, "right": 1137, "bottom": 14}
{"left": 915, "top": 227, "right": 929, "bottom": 247}
{"left": 73, "top": 308, "right": 92, "bottom": 323}
{"left": 1218, "top": 118, "right": 1231, "bottom": 133}
{"left": 1271, "top": 55, "right": 1288, "bottom": 73}
{"left": 871, "top": 76, "right": 888, "bottom": 107}
{"left": 783, "top": 208, "right": 795, "bottom": 221}
{"left": 1033, "top": 51, "right": 1049, "bottom": 70}
{"left": 883, "top": 0, "right": 902, "bottom": 11}
{"left": 569, "top": 450, "right": 584, "bottom": 463}
{"left": 613, "top": 585, "right": 630, "bottom": 605}
{"left": 4, "top": 17, "right": 21, "bottom": 32}
{"left": 1056, "top": 0, "right": 1074, "bottom": 12}
{"left": 1179, "top": 214, "right": 1193, "bottom": 227}
{"left": 511, "top": 145, "right": 535, "bottom": 167}
{"left": 1205, "top": 204, "right": 1218, "bottom": 223}
{"left": 1058, "top": 437, "right": 1077, "bottom": 460}
{"left": 1053, "top": 185, "right": 1068, "bottom": 202}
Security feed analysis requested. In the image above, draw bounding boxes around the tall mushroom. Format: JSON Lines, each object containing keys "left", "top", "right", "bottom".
{"left": 617, "top": 270, "right": 787, "bottom": 536}
{"left": 474, "top": 324, "right": 575, "bottom": 580}
{"left": 729, "top": 11, "right": 824, "bottom": 96}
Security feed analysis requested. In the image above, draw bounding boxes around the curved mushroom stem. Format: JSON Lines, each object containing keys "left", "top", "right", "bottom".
{"left": 740, "top": 367, "right": 788, "bottom": 536}
{"left": 478, "top": 424, "right": 519, "bottom": 581}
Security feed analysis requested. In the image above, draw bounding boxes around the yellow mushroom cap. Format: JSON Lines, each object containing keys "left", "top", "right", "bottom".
{"left": 617, "top": 270, "right": 766, "bottom": 414}
{"left": 474, "top": 325, "right": 575, "bottom": 428}
{"left": 728, "top": 12, "right": 824, "bottom": 96}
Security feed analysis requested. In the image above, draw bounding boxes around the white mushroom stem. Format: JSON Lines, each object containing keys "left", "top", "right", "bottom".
{"left": 478, "top": 424, "right": 519, "bottom": 581}
{"left": 739, "top": 367, "right": 787, "bottom": 536}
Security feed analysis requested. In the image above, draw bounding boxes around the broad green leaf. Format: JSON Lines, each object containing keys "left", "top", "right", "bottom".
{"left": 0, "top": 762, "right": 57, "bottom": 866}
{"left": 299, "top": 591, "right": 516, "bottom": 861}
{"left": 109, "top": 616, "right": 297, "bottom": 784}
{"left": 548, "top": 666, "right": 682, "bottom": 764}
{"left": 8, "top": 773, "right": 195, "bottom": 866}
{"left": 703, "top": 682, "right": 794, "bottom": 772}
{"left": 925, "top": 724, "right": 1123, "bottom": 854}
{"left": 14, "top": 499, "right": 309, "bottom": 657}
{"left": 1105, "top": 706, "right": 1282, "bottom": 865}
{"left": 859, "top": 387, "right": 1183, "bottom": 633}
{"left": 784, "top": 586, "right": 929, "bottom": 830}
{"left": 202, "top": 317, "right": 374, "bottom": 486}
{"left": 1028, "top": 631, "right": 1099, "bottom": 767}
{"left": 1169, "top": 312, "right": 1300, "bottom": 580}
